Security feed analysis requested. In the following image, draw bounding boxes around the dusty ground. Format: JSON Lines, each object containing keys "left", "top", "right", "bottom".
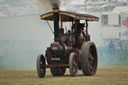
{"left": 0, "top": 66, "right": 128, "bottom": 85}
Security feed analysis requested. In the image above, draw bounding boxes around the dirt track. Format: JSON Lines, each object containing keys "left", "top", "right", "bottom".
{"left": 0, "top": 66, "right": 128, "bottom": 85}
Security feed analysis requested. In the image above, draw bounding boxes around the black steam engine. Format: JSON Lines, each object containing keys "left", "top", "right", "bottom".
{"left": 36, "top": 6, "right": 99, "bottom": 77}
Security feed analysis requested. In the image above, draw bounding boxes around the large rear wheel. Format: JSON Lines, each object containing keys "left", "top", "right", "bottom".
{"left": 81, "top": 42, "right": 98, "bottom": 76}
{"left": 69, "top": 52, "right": 78, "bottom": 76}
{"left": 50, "top": 67, "right": 66, "bottom": 76}
{"left": 36, "top": 54, "right": 46, "bottom": 78}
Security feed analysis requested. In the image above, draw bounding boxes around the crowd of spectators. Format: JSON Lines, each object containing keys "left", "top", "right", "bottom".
{"left": 98, "top": 39, "right": 128, "bottom": 64}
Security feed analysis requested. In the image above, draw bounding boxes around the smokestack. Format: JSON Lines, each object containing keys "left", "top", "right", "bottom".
{"left": 53, "top": 5, "right": 59, "bottom": 41}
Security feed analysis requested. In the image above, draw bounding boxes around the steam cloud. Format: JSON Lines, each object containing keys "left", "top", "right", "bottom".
{"left": 36, "top": 0, "right": 60, "bottom": 12}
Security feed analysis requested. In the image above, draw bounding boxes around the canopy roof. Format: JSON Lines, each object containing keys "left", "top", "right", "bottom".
{"left": 40, "top": 10, "right": 99, "bottom": 22}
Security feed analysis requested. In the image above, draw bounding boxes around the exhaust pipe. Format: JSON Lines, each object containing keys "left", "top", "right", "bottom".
{"left": 53, "top": 5, "right": 59, "bottom": 41}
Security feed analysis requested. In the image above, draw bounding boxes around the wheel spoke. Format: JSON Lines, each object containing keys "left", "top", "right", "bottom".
{"left": 73, "top": 64, "right": 78, "bottom": 73}
{"left": 89, "top": 52, "right": 94, "bottom": 60}
{"left": 88, "top": 52, "right": 94, "bottom": 71}
{"left": 73, "top": 58, "right": 78, "bottom": 73}
{"left": 89, "top": 63, "right": 93, "bottom": 71}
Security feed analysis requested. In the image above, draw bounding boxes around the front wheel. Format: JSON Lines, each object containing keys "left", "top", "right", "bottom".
{"left": 69, "top": 52, "right": 78, "bottom": 76}
{"left": 81, "top": 42, "right": 98, "bottom": 76}
{"left": 36, "top": 54, "right": 46, "bottom": 78}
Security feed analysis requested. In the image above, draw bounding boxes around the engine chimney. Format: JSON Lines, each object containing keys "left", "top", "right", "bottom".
{"left": 53, "top": 4, "right": 59, "bottom": 41}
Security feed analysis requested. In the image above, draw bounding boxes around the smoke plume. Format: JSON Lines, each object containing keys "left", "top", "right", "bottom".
{"left": 36, "top": 0, "right": 60, "bottom": 12}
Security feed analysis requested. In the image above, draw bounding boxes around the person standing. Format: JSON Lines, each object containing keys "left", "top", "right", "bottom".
{"left": 108, "top": 40, "right": 116, "bottom": 55}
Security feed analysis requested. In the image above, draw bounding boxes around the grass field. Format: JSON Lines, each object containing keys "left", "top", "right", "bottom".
{"left": 0, "top": 66, "right": 128, "bottom": 85}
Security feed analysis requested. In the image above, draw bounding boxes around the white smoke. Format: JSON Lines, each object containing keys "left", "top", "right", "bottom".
{"left": 36, "top": 0, "right": 61, "bottom": 12}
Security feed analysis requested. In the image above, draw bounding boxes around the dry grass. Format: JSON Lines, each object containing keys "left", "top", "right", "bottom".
{"left": 0, "top": 66, "right": 128, "bottom": 85}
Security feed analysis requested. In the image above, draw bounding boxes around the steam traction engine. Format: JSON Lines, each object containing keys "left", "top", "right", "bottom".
{"left": 37, "top": 7, "right": 99, "bottom": 77}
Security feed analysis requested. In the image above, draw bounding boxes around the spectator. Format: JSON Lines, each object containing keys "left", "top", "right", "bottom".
{"left": 108, "top": 40, "right": 116, "bottom": 55}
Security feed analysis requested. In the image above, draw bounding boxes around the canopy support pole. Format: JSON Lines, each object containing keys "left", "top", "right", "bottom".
{"left": 85, "top": 20, "right": 88, "bottom": 35}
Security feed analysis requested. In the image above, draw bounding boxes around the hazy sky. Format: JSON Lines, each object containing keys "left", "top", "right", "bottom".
{"left": 0, "top": 15, "right": 54, "bottom": 40}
